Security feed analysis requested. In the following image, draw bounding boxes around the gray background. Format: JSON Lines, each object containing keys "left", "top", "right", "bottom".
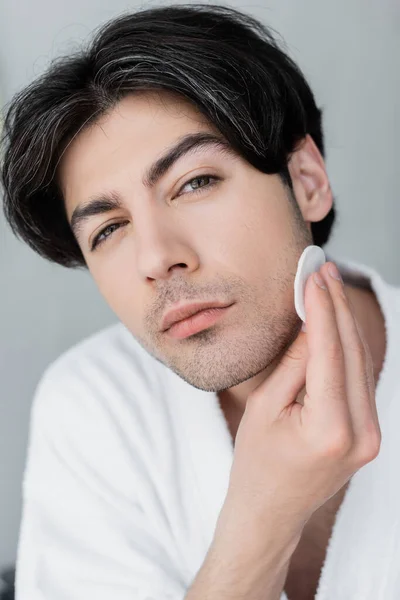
{"left": 0, "top": 0, "right": 399, "bottom": 569}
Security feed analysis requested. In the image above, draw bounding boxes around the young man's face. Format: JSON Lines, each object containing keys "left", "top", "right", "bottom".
{"left": 60, "top": 90, "right": 332, "bottom": 394}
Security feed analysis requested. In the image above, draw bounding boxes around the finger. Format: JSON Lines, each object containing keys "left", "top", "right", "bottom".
{"left": 319, "top": 262, "right": 378, "bottom": 440}
{"left": 346, "top": 295, "right": 377, "bottom": 414}
{"left": 303, "top": 266, "right": 351, "bottom": 434}
{"left": 333, "top": 283, "right": 375, "bottom": 398}
{"left": 249, "top": 328, "right": 308, "bottom": 418}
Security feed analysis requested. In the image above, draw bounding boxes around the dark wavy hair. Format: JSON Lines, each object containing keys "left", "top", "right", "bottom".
{"left": 0, "top": 3, "right": 336, "bottom": 269}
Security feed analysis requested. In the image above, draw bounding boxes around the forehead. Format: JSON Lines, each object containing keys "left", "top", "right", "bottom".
{"left": 58, "top": 90, "right": 217, "bottom": 215}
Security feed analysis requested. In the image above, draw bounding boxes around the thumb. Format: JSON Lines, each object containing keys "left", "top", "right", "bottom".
{"left": 249, "top": 329, "right": 308, "bottom": 416}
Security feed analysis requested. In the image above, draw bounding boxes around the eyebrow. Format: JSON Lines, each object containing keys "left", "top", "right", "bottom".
{"left": 69, "top": 131, "right": 237, "bottom": 241}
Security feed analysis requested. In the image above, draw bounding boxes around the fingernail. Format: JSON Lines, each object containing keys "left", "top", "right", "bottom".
{"left": 301, "top": 321, "right": 307, "bottom": 332}
{"left": 328, "top": 262, "right": 343, "bottom": 283}
{"left": 313, "top": 272, "right": 327, "bottom": 290}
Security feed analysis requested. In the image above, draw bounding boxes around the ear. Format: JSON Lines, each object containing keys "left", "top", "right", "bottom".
{"left": 287, "top": 134, "right": 333, "bottom": 224}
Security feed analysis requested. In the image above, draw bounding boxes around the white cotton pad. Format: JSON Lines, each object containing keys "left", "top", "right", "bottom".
{"left": 294, "top": 245, "right": 326, "bottom": 322}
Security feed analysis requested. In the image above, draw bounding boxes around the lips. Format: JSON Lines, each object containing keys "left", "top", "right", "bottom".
{"left": 161, "top": 301, "right": 233, "bottom": 332}
{"left": 165, "top": 305, "right": 233, "bottom": 339}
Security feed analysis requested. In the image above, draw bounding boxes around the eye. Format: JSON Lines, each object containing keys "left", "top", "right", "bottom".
{"left": 90, "top": 174, "right": 220, "bottom": 251}
{"left": 176, "top": 174, "right": 220, "bottom": 197}
{"left": 91, "top": 220, "right": 129, "bottom": 251}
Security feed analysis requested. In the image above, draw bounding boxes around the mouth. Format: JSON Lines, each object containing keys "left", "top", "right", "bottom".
{"left": 165, "top": 304, "right": 234, "bottom": 339}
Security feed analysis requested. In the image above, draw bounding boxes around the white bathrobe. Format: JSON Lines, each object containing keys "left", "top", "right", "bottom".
{"left": 15, "top": 255, "right": 400, "bottom": 599}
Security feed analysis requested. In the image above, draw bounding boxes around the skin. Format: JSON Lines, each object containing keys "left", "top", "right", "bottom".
{"left": 60, "top": 89, "right": 332, "bottom": 395}
{"left": 59, "top": 89, "right": 386, "bottom": 596}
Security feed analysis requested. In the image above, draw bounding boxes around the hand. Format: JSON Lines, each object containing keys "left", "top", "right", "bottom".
{"left": 216, "top": 261, "right": 381, "bottom": 546}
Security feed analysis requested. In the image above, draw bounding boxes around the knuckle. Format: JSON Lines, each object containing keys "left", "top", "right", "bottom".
{"left": 325, "top": 379, "right": 346, "bottom": 399}
{"left": 318, "top": 428, "right": 353, "bottom": 459}
{"left": 358, "top": 430, "right": 382, "bottom": 463}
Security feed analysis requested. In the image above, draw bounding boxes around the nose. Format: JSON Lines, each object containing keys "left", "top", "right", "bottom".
{"left": 134, "top": 207, "right": 199, "bottom": 282}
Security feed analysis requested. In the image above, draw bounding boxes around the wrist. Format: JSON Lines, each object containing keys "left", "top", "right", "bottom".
{"left": 202, "top": 533, "right": 297, "bottom": 600}
{"left": 213, "top": 496, "right": 305, "bottom": 562}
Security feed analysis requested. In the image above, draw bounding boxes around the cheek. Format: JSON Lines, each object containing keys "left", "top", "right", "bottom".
{"left": 89, "top": 257, "right": 136, "bottom": 315}
{"left": 210, "top": 200, "right": 293, "bottom": 275}
{"left": 86, "top": 194, "right": 295, "bottom": 317}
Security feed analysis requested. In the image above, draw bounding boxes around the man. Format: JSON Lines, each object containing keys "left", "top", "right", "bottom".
{"left": 0, "top": 4, "right": 396, "bottom": 600}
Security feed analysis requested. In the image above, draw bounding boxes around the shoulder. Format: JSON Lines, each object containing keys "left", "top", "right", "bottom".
{"left": 25, "top": 323, "right": 177, "bottom": 492}
{"left": 33, "top": 321, "right": 168, "bottom": 415}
